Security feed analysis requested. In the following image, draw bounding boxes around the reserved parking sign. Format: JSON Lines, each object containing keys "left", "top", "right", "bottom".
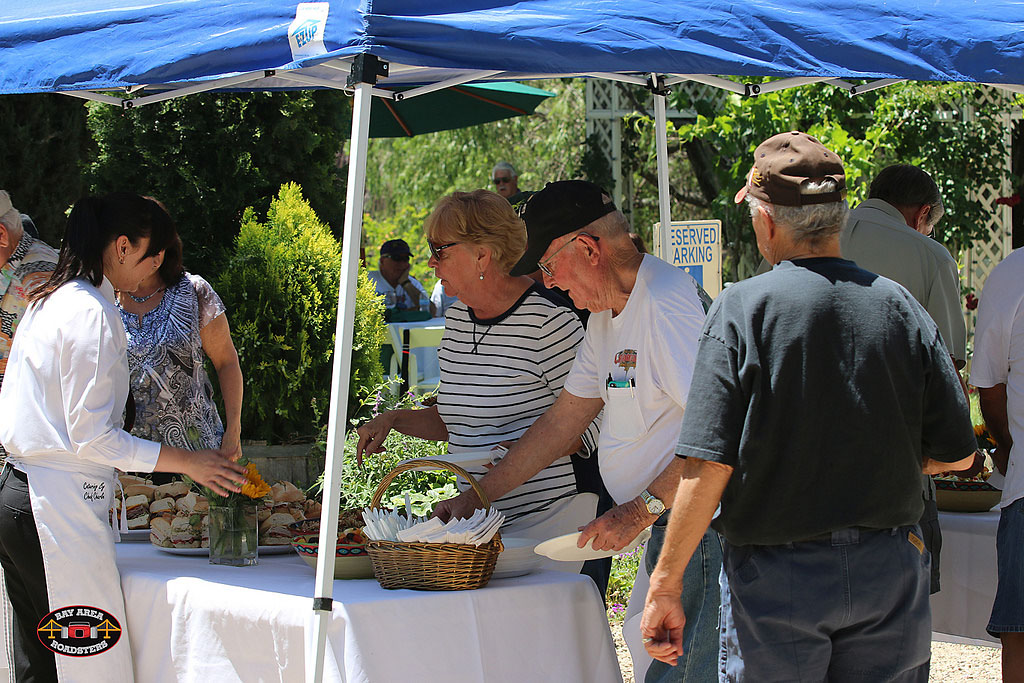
{"left": 653, "top": 220, "right": 722, "bottom": 298}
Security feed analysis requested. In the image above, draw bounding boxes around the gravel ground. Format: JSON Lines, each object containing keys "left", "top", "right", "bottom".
{"left": 609, "top": 622, "right": 1002, "bottom": 682}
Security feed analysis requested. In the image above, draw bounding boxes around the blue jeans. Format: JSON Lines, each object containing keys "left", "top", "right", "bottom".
{"left": 719, "top": 526, "right": 931, "bottom": 682}
{"left": 988, "top": 496, "right": 1024, "bottom": 636}
{"left": 644, "top": 516, "right": 723, "bottom": 683}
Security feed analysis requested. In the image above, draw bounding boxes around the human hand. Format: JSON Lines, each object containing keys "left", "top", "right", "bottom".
{"left": 355, "top": 412, "right": 396, "bottom": 465}
{"left": 641, "top": 589, "right": 686, "bottom": 665}
{"left": 397, "top": 262, "right": 412, "bottom": 284}
{"left": 183, "top": 449, "right": 246, "bottom": 497}
{"left": 431, "top": 489, "right": 484, "bottom": 523}
{"left": 577, "top": 499, "right": 652, "bottom": 552}
{"left": 220, "top": 428, "right": 242, "bottom": 461}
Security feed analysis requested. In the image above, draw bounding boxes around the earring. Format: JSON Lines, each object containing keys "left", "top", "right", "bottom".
{"left": 478, "top": 272, "right": 485, "bottom": 280}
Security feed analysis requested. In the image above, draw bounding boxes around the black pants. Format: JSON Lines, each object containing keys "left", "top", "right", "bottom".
{"left": 0, "top": 465, "right": 57, "bottom": 682}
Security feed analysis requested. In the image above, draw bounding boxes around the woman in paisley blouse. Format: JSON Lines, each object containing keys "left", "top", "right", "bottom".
{"left": 116, "top": 216, "right": 243, "bottom": 460}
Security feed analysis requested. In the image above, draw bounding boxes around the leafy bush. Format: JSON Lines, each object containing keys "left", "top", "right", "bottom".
{"left": 311, "top": 384, "right": 456, "bottom": 514}
{"left": 216, "top": 183, "right": 386, "bottom": 443}
{"left": 607, "top": 544, "right": 644, "bottom": 621}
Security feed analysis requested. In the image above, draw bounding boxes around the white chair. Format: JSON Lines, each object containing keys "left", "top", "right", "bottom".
{"left": 388, "top": 325, "right": 444, "bottom": 395}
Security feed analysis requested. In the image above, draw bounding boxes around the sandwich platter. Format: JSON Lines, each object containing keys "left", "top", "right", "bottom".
{"left": 117, "top": 529, "right": 152, "bottom": 542}
{"left": 152, "top": 544, "right": 294, "bottom": 556}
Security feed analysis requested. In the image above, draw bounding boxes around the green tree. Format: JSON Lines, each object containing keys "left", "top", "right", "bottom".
{"left": 621, "top": 81, "right": 1010, "bottom": 281}
{"left": 364, "top": 79, "right": 589, "bottom": 218}
{"left": 0, "top": 94, "right": 92, "bottom": 244}
{"left": 216, "top": 183, "right": 386, "bottom": 443}
{"left": 87, "top": 91, "right": 349, "bottom": 276}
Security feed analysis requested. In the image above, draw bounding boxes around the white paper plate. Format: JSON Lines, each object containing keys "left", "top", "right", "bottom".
{"left": 151, "top": 544, "right": 294, "bottom": 556}
{"left": 399, "top": 450, "right": 504, "bottom": 472}
{"left": 116, "top": 529, "right": 152, "bottom": 542}
{"left": 534, "top": 526, "right": 651, "bottom": 562}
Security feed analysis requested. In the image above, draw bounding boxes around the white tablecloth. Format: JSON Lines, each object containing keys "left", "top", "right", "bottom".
{"left": 115, "top": 543, "right": 619, "bottom": 682}
{"left": 930, "top": 510, "right": 1001, "bottom": 646}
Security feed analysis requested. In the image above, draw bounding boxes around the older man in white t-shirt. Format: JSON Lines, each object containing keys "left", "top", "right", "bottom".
{"left": 970, "top": 247, "right": 1024, "bottom": 678}
{"left": 435, "top": 181, "right": 719, "bottom": 682}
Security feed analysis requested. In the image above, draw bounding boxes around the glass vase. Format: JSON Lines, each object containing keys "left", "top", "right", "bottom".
{"left": 208, "top": 503, "right": 258, "bottom": 566}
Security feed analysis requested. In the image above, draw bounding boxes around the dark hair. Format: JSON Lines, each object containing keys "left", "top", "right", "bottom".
{"left": 868, "top": 165, "right": 942, "bottom": 211}
{"left": 141, "top": 196, "right": 185, "bottom": 287}
{"left": 30, "top": 193, "right": 175, "bottom": 303}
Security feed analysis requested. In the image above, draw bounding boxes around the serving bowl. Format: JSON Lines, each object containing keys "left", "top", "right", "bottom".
{"left": 934, "top": 478, "right": 1001, "bottom": 513}
{"left": 288, "top": 517, "right": 374, "bottom": 579}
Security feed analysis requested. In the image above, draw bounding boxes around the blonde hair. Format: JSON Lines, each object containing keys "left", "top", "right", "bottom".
{"left": 424, "top": 190, "right": 527, "bottom": 273}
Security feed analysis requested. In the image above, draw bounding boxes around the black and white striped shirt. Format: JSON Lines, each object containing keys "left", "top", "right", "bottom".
{"left": 437, "top": 284, "right": 598, "bottom": 525}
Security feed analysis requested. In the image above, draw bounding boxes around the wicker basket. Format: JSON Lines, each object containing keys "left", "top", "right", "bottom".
{"left": 366, "top": 458, "right": 503, "bottom": 591}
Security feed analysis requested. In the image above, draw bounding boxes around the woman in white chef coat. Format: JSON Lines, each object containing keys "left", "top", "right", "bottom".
{"left": 0, "top": 193, "right": 245, "bottom": 683}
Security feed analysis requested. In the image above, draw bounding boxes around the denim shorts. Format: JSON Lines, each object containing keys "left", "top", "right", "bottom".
{"left": 988, "top": 496, "right": 1024, "bottom": 636}
{"left": 720, "top": 526, "right": 931, "bottom": 682}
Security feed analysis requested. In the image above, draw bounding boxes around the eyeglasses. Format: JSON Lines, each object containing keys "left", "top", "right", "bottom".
{"left": 538, "top": 232, "right": 598, "bottom": 278}
{"left": 492, "top": 177, "right": 513, "bottom": 186}
{"left": 427, "top": 240, "right": 460, "bottom": 260}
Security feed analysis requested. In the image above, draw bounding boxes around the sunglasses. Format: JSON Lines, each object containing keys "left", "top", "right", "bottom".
{"left": 492, "top": 177, "right": 513, "bottom": 186}
{"left": 427, "top": 240, "right": 460, "bottom": 260}
{"left": 538, "top": 232, "right": 598, "bottom": 278}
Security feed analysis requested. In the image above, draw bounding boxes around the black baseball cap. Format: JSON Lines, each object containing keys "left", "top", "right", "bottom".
{"left": 380, "top": 238, "right": 412, "bottom": 260}
{"left": 511, "top": 180, "right": 615, "bottom": 276}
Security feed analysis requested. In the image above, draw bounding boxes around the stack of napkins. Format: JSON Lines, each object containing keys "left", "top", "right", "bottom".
{"left": 362, "top": 507, "right": 504, "bottom": 546}
{"left": 361, "top": 507, "right": 429, "bottom": 542}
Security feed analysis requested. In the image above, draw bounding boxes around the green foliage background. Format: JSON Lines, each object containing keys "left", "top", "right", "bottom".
{"left": 87, "top": 91, "right": 349, "bottom": 277}
{"left": 0, "top": 94, "right": 92, "bottom": 244}
{"left": 216, "top": 183, "right": 386, "bottom": 443}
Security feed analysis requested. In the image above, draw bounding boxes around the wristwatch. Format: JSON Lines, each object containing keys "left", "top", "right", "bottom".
{"left": 640, "top": 489, "right": 666, "bottom": 516}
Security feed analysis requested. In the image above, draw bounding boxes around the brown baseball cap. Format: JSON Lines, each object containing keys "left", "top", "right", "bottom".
{"left": 734, "top": 131, "right": 846, "bottom": 207}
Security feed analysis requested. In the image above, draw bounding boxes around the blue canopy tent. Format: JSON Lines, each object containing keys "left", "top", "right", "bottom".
{"left": 2, "top": 2, "right": 1023, "bottom": 680}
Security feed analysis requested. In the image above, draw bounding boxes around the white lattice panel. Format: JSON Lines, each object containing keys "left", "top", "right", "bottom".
{"left": 963, "top": 87, "right": 1017, "bottom": 340}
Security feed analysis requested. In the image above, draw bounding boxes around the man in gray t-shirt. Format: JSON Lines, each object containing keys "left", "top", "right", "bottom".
{"left": 641, "top": 132, "right": 977, "bottom": 681}
{"left": 842, "top": 164, "right": 976, "bottom": 593}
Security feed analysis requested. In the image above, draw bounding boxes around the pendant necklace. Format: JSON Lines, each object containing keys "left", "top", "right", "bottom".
{"left": 127, "top": 287, "right": 165, "bottom": 304}
{"left": 471, "top": 322, "right": 493, "bottom": 354}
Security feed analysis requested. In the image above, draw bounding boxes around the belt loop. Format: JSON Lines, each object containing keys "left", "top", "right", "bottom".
{"left": 830, "top": 527, "right": 860, "bottom": 546}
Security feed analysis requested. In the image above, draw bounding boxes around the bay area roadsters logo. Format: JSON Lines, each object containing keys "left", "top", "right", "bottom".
{"left": 615, "top": 349, "right": 637, "bottom": 371}
{"left": 37, "top": 605, "right": 121, "bottom": 656}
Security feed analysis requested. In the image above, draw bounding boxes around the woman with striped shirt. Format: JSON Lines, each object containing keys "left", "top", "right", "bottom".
{"left": 356, "top": 190, "right": 599, "bottom": 572}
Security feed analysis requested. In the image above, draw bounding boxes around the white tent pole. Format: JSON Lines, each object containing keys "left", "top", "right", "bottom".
{"left": 306, "top": 78, "right": 373, "bottom": 683}
{"left": 652, "top": 74, "right": 672, "bottom": 236}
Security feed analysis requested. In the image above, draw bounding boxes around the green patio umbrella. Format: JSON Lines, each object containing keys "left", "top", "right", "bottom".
{"left": 369, "top": 81, "right": 555, "bottom": 138}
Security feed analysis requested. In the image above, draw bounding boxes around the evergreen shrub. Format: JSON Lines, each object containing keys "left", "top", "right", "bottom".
{"left": 216, "top": 183, "right": 386, "bottom": 443}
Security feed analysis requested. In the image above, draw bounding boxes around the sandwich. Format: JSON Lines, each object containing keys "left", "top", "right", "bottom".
{"left": 124, "top": 494, "right": 150, "bottom": 529}
{"left": 271, "top": 481, "right": 304, "bottom": 504}
{"left": 123, "top": 483, "right": 156, "bottom": 501}
{"left": 118, "top": 474, "right": 150, "bottom": 489}
{"left": 175, "top": 492, "right": 199, "bottom": 514}
{"left": 149, "top": 517, "right": 173, "bottom": 548}
{"left": 170, "top": 516, "right": 200, "bottom": 548}
{"left": 259, "top": 512, "right": 299, "bottom": 545}
{"left": 149, "top": 497, "right": 176, "bottom": 516}
{"left": 303, "top": 499, "right": 322, "bottom": 518}
{"left": 154, "top": 481, "right": 190, "bottom": 500}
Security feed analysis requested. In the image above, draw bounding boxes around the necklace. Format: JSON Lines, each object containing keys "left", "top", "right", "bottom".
{"left": 126, "top": 287, "right": 165, "bottom": 304}
{"left": 471, "top": 322, "right": 493, "bottom": 354}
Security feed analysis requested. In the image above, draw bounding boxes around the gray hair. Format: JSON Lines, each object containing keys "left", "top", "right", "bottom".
{"left": 491, "top": 161, "right": 518, "bottom": 179}
{"left": 0, "top": 193, "right": 22, "bottom": 238}
{"left": 746, "top": 179, "right": 848, "bottom": 246}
